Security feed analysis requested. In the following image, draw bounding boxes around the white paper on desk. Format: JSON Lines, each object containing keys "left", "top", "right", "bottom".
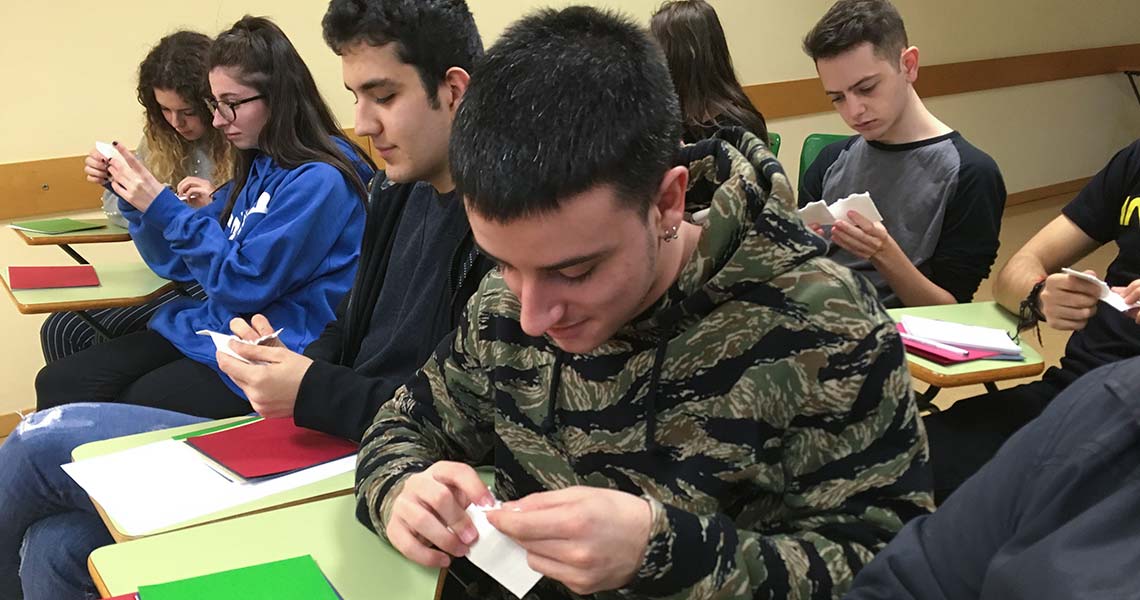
{"left": 899, "top": 315, "right": 1021, "bottom": 355}
{"left": 61, "top": 439, "right": 354, "bottom": 537}
{"left": 465, "top": 502, "right": 543, "bottom": 598}
{"left": 196, "top": 328, "right": 281, "bottom": 365}
{"left": 1060, "top": 268, "right": 1140, "bottom": 313}
{"left": 797, "top": 192, "right": 883, "bottom": 226}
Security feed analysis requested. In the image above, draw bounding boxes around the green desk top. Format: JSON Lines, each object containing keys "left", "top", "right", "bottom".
{"left": 1, "top": 262, "right": 174, "bottom": 314}
{"left": 89, "top": 495, "right": 439, "bottom": 599}
{"left": 73, "top": 418, "right": 354, "bottom": 541}
{"left": 14, "top": 218, "right": 131, "bottom": 245}
{"left": 887, "top": 301, "right": 1044, "bottom": 381}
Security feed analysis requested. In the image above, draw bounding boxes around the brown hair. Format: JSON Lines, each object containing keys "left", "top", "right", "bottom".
{"left": 650, "top": 0, "right": 768, "bottom": 145}
{"left": 803, "top": 0, "right": 909, "bottom": 63}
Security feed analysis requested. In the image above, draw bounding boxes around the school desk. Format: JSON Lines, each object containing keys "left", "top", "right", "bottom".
{"left": 1124, "top": 67, "right": 1140, "bottom": 108}
{"left": 88, "top": 495, "right": 443, "bottom": 599}
{"left": 0, "top": 262, "right": 175, "bottom": 339}
{"left": 12, "top": 218, "right": 131, "bottom": 264}
{"left": 886, "top": 301, "right": 1045, "bottom": 410}
{"left": 72, "top": 417, "right": 354, "bottom": 542}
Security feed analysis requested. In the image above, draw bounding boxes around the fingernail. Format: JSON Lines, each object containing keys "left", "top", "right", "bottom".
{"left": 478, "top": 493, "right": 495, "bottom": 507}
{"left": 112, "top": 141, "right": 119, "bottom": 146}
{"left": 459, "top": 527, "right": 476, "bottom": 544}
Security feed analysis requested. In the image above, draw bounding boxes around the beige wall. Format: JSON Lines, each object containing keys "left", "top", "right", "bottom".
{"left": 1, "top": 0, "right": 1139, "bottom": 413}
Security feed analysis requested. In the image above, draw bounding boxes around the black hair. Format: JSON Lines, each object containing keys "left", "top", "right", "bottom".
{"left": 451, "top": 6, "right": 681, "bottom": 223}
{"left": 803, "top": 0, "right": 909, "bottom": 63}
{"left": 322, "top": 0, "right": 483, "bottom": 108}
{"left": 210, "top": 16, "right": 374, "bottom": 224}
{"left": 650, "top": 0, "right": 768, "bottom": 145}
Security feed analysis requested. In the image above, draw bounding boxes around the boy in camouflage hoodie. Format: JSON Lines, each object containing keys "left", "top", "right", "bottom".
{"left": 356, "top": 7, "right": 932, "bottom": 599}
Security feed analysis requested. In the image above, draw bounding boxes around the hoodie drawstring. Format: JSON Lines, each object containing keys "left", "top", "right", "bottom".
{"left": 544, "top": 342, "right": 667, "bottom": 455}
{"left": 543, "top": 350, "right": 565, "bottom": 434}
{"left": 645, "top": 339, "right": 668, "bottom": 454}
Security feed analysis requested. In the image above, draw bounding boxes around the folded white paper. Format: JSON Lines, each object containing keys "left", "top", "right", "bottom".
{"left": 196, "top": 328, "right": 281, "bottom": 365}
{"left": 1061, "top": 268, "right": 1139, "bottom": 313}
{"left": 465, "top": 502, "right": 543, "bottom": 599}
{"left": 62, "top": 439, "right": 354, "bottom": 536}
{"left": 94, "top": 140, "right": 125, "bottom": 163}
{"left": 798, "top": 191, "right": 884, "bottom": 226}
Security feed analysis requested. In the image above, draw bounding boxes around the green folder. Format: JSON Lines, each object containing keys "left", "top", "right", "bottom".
{"left": 8, "top": 218, "right": 105, "bottom": 234}
{"left": 137, "top": 555, "right": 340, "bottom": 600}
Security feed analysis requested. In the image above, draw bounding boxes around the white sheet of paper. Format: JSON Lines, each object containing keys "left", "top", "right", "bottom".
{"left": 797, "top": 200, "right": 835, "bottom": 226}
{"left": 797, "top": 192, "right": 883, "bottom": 227}
{"left": 62, "top": 439, "right": 354, "bottom": 536}
{"left": 829, "top": 192, "right": 884, "bottom": 223}
{"left": 1061, "top": 268, "right": 1139, "bottom": 313}
{"left": 94, "top": 141, "right": 125, "bottom": 163}
{"left": 899, "top": 315, "right": 1021, "bottom": 354}
{"left": 465, "top": 502, "right": 543, "bottom": 599}
{"left": 195, "top": 328, "right": 281, "bottom": 365}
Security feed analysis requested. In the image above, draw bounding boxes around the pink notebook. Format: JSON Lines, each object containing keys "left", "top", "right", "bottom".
{"left": 184, "top": 418, "right": 357, "bottom": 480}
{"left": 896, "top": 323, "right": 1001, "bottom": 365}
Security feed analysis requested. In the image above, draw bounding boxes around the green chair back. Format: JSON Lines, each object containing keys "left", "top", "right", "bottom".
{"left": 798, "top": 133, "right": 850, "bottom": 182}
{"left": 767, "top": 132, "right": 781, "bottom": 157}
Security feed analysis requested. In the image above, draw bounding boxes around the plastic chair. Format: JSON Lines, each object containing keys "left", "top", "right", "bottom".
{"left": 767, "top": 132, "right": 781, "bottom": 157}
{"left": 798, "top": 133, "right": 850, "bottom": 182}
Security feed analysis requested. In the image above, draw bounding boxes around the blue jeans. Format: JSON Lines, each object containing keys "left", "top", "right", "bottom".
{"left": 0, "top": 403, "right": 205, "bottom": 599}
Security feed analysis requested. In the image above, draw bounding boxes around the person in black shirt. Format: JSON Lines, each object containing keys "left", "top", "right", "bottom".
{"left": 925, "top": 138, "right": 1140, "bottom": 502}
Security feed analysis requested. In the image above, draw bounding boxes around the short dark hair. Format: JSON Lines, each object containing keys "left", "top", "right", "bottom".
{"left": 452, "top": 6, "right": 681, "bottom": 223}
{"left": 803, "top": 0, "right": 909, "bottom": 63}
{"left": 322, "top": 0, "right": 483, "bottom": 108}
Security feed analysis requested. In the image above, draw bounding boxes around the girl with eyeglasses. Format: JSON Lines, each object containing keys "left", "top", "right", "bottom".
{"left": 40, "top": 31, "right": 234, "bottom": 364}
{"left": 35, "top": 16, "right": 375, "bottom": 419}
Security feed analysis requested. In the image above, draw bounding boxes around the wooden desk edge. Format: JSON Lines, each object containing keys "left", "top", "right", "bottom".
{"left": 907, "top": 360, "right": 1045, "bottom": 388}
{"left": 19, "top": 232, "right": 132, "bottom": 245}
{"left": 89, "top": 554, "right": 111, "bottom": 598}
{"left": 2, "top": 280, "right": 177, "bottom": 315}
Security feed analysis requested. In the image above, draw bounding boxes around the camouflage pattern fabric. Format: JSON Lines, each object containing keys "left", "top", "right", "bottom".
{"left": 357, "top": 129, "right": 933, "bottom": 599}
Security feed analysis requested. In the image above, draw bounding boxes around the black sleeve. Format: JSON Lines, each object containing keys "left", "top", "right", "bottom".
{"left": 926, "top": 140, "right": 1007, "bottom": 303}
{"left": 293, "top": 360, "right": 404, "bottom": 442}
{"left": 301, "top": 292, "right": 350, "bottom": 364}
{"left": 1061, "top": 140, "right": 1140, "bottom": 244}
{"left": 797, "top": 137, "right": 852, "bottom": 207}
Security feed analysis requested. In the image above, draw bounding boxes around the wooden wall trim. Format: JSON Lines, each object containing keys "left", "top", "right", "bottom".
{"left": 746, "top": 43, "right": 1140, "bottom": 121}
{"left": 1007, "top": 176, "right": 1091, "bottom": 207}
{"left": 0, "top": 129, "right": 379, "bottom": 222}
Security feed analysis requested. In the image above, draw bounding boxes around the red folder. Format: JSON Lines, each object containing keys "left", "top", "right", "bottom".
{"left": 7, "top": 265, "right": 100, "bottom": 290}
{"left": 184, "top": 418, "right": 358, "bottom": 479}
{"left": 105, "top": 594, "right": 138, "bottom": 600}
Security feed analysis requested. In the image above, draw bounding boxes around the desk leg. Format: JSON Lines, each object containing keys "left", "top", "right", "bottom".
{"left": 74, "top": 310, "right": 114, "bottom": 342}
{"left": 984, "top": 381, "right": 1000, "bottom": 394}
{"left": 1127, "top": 71, "right": 1140, "bottom": 108}
{"left": 58, "top": 244, "right": 90, "bottom": 265}
{"left": 917, "top": 385, "right": 941, "bottom": 413}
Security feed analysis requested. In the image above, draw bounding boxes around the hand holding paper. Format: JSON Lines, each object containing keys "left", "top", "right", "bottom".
{"left": 1061, "top": 268, "right": 1140, "bottom": 313}
{"left": 197, "top": 328, "right": 282, "bottom": 365}
{"left": 797, "top": 191, "right": 884, "bottom": 227}
{"left": 385, "top": 461, "right": 493, "bottom": 569}
{"left": 465, "top": 502, "right": 544, "bottom": 598}
{"left": 487, "top": 486, "right": 651, "bottom": 596}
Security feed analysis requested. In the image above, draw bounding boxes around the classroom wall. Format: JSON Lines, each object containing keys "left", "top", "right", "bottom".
{"left": 1, "top": 0, "right": 1139, "bottom": 413}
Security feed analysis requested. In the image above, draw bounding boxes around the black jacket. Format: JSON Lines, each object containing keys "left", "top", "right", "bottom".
{"left": 293, "top": 176, "right": 493, "bottom": 441}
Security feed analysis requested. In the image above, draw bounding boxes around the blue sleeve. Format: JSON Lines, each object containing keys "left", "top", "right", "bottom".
{"left": 139, "top": 163, "right": 363, "bottom": 314}
{"left": 116, "top": 188, "right": 204, "bottom": 282}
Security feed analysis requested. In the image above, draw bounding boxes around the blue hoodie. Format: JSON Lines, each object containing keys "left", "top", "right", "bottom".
{"left": 118, "top": 137, "right": 371, "bottom": 397}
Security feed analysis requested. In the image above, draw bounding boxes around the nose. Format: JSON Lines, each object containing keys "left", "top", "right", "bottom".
{"left": 212, "top": 108, "right": 227, "bottom": 129}
{"left": 354, "top": 103, "right": 382, "bottom": 138}
{"left": 517, "top": 278, "right": 564, "bottom": 337}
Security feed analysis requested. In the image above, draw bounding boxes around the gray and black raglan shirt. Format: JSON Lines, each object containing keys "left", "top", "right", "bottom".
{"left": 799, "top": 132, "right": 1006, "bottom": 308}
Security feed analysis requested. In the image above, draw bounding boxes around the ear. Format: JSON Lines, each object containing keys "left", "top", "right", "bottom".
{"left": 900, "top": 46, "right": 920, "bottom": 83}
{"left": 651, "top": 165, "right": 689, "bottom": 234}
{"left": 439, "top": 67, "right": 472, "bottom": 112}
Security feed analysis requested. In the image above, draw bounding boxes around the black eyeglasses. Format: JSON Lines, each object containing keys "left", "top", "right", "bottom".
{"left": 205, "top": 95, "right": 265, "bottom": 122}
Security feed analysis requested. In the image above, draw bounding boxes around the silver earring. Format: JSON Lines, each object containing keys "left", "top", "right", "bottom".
{"left": 662, "top": 225, "right": 679, "bottom": 242}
